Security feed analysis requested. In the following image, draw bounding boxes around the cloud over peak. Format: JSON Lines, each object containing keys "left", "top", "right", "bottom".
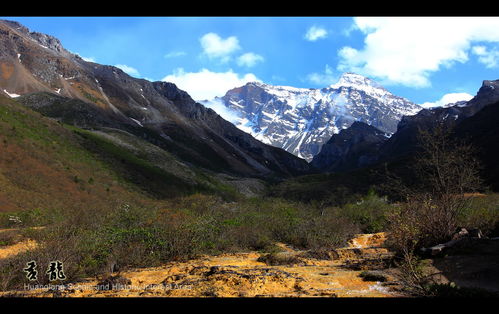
{"left": 420, "top": 92, "right": 474, "bottom": 109}
{"left": 306, "top": 64, "right": 338, "bottom": 86}
{"left": 114, "top": 64, "right": 140, "bottom": 77}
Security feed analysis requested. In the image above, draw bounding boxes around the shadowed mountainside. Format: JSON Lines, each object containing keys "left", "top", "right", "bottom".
{"left": 0, "top": 19, "right": 310, "bottom": 181}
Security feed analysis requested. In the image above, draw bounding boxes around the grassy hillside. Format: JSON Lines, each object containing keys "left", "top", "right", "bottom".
{"left": 0, "top": 94, "right": 239, "bottom": 216}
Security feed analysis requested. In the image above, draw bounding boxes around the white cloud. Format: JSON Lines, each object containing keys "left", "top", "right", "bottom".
{"left": 472, "top": 45, "right": 499, "bottom": 68}
{"left": 306, "top": 64, "right": 338, "bottom": 86}
{"left": 237, "top": 52, "right": 264, "bottom": 67}
{"left": 341, "top": 23, "right": 359, "bottom": 37}
{"left": 162, "top": 68, "right": 260, "bottom": 101}
{"left": 201, "top": 98, "right": 242, "bottom": 124}
{"left": 420, "top": 92, "right": 474, "bottom": 109}
{"left": 164, "top": 51, "right": 187, "bottom": 58}
{"left": 337, "top": 17, "right": 499, "bottom": 88}
{"left": 82, "top": 56, "right": 96, "bottom": 62}
{"left": 200, "top": 32, "right": 241, "bottom": 62}
{"left": 472, "top": 45, "right": 487, "bottom": 55}
{"left": 305, "top": 26, "right": 328, "bottom": 41}
{"left": 114, "top": 64, "right": 140, "bottom": 77}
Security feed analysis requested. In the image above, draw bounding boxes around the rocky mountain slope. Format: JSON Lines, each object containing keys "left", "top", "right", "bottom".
{"left": 214, "top": 73, "right": 421, "bottom": 161}
{"left": 377, "top": 79, "right": 499, "bottom": 163}
{"left": 310, "top": 121, "right": 389, "bottom": 172}
{"left": 0, "top": 92, "right": 243, "bottom": 214}
{"left": 0, "top": 19, "right": 310, "bottom": 179}
{"left": 453, "top": 99, "right": 499, "bottom": 190}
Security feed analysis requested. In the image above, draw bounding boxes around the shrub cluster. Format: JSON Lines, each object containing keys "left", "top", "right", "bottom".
{"left": 0, "top": 194, "right": 360, "bottom": 290}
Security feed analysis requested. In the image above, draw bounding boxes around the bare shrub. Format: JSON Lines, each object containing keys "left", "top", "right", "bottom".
{"left": 387, "top": 124, "right": 483, "bottom": 251}
{"left": 395, "top": 252, "right": 437, "bottom": 296}
{"left": 385, "top": 124, "right": 485, "bottom": 296}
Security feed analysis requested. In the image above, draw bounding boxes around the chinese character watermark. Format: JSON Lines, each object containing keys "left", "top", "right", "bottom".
{"left": 46, "top": 261, "right": 66, "bottom": 281}
{"left": 23, "top": 261, "right": 67, "bottom": 281}
{"left": 23, "top": 261, "right": 38, "bottom": 281}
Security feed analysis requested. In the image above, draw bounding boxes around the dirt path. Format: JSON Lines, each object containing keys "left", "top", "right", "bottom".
{"left": 0, "top": 239, "right": 37, "bottom": 259}
{"left": 0, "top": 227, "right": 41, "bottom": 259}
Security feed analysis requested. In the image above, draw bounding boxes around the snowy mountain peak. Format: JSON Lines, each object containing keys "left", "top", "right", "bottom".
{"left": 247, "top": 81, "right": 266, "bottom": 88}
{"left": 218, "top": 73, "right": 421, "bottom": 162}
{"left": 330, "top": 72, "right": 386, "bottom": 93}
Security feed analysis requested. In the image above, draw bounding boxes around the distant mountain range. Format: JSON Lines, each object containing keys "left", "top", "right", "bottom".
{"left": 210, "top": 73, "right": 421, "bottom": 161}
{"left": 2, "top": 19, "right": 498, "bottom": 194}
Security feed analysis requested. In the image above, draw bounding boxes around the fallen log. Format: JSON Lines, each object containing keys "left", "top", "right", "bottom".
{"left": 421, "top": 228, "right": 486, "bottom": 256}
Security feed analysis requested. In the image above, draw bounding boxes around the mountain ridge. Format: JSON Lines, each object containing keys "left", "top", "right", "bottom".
{"left": 0, "top": 19, "right": 310, "bottom": 180}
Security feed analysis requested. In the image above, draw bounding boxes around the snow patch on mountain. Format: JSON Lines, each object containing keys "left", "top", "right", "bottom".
{"left": 3, "top": 89, "right": 20, "bottom": 98}
{"left": 130, "top": 117, "right": 144, "bottom": 127}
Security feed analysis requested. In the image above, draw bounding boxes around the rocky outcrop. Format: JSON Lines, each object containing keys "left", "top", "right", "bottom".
{"left": 453, "top": 99, "right": 499, "bottom": 190}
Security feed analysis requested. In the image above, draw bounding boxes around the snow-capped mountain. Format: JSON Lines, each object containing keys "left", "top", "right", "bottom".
{"left": 214, "top": 73, "right": 421, "bottom": 162}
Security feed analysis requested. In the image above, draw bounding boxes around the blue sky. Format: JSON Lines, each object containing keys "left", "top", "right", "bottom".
{"left": 4, "top": 16, "right": 499, "bottom": 107}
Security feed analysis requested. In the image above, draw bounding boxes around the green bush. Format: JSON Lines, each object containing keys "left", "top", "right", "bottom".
{"left": 337, "top": 189, "right": 391, "bottom": 233}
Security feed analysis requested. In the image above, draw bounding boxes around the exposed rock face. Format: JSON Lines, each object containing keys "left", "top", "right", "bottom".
{"left": 466, "top": 79, "right": 499, "bottom": 114}
{"left": 216, "top": 73, "right": 421, "bottom": 161}
{"left": 0, "top": 20, "right": 69, "bottom": 56}
{"left": 311, "top": 122, "right": 389, "bottom": 172}
{"left": 453, "top": 99, "right": 499, "bottom": 190}
{"left": 0, "top": 19, "right": 310, "bottom": 178}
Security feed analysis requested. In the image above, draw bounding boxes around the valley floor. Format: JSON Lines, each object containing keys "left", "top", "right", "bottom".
{"left": 0, "top": 232, "right": 403, "bottom": 298}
